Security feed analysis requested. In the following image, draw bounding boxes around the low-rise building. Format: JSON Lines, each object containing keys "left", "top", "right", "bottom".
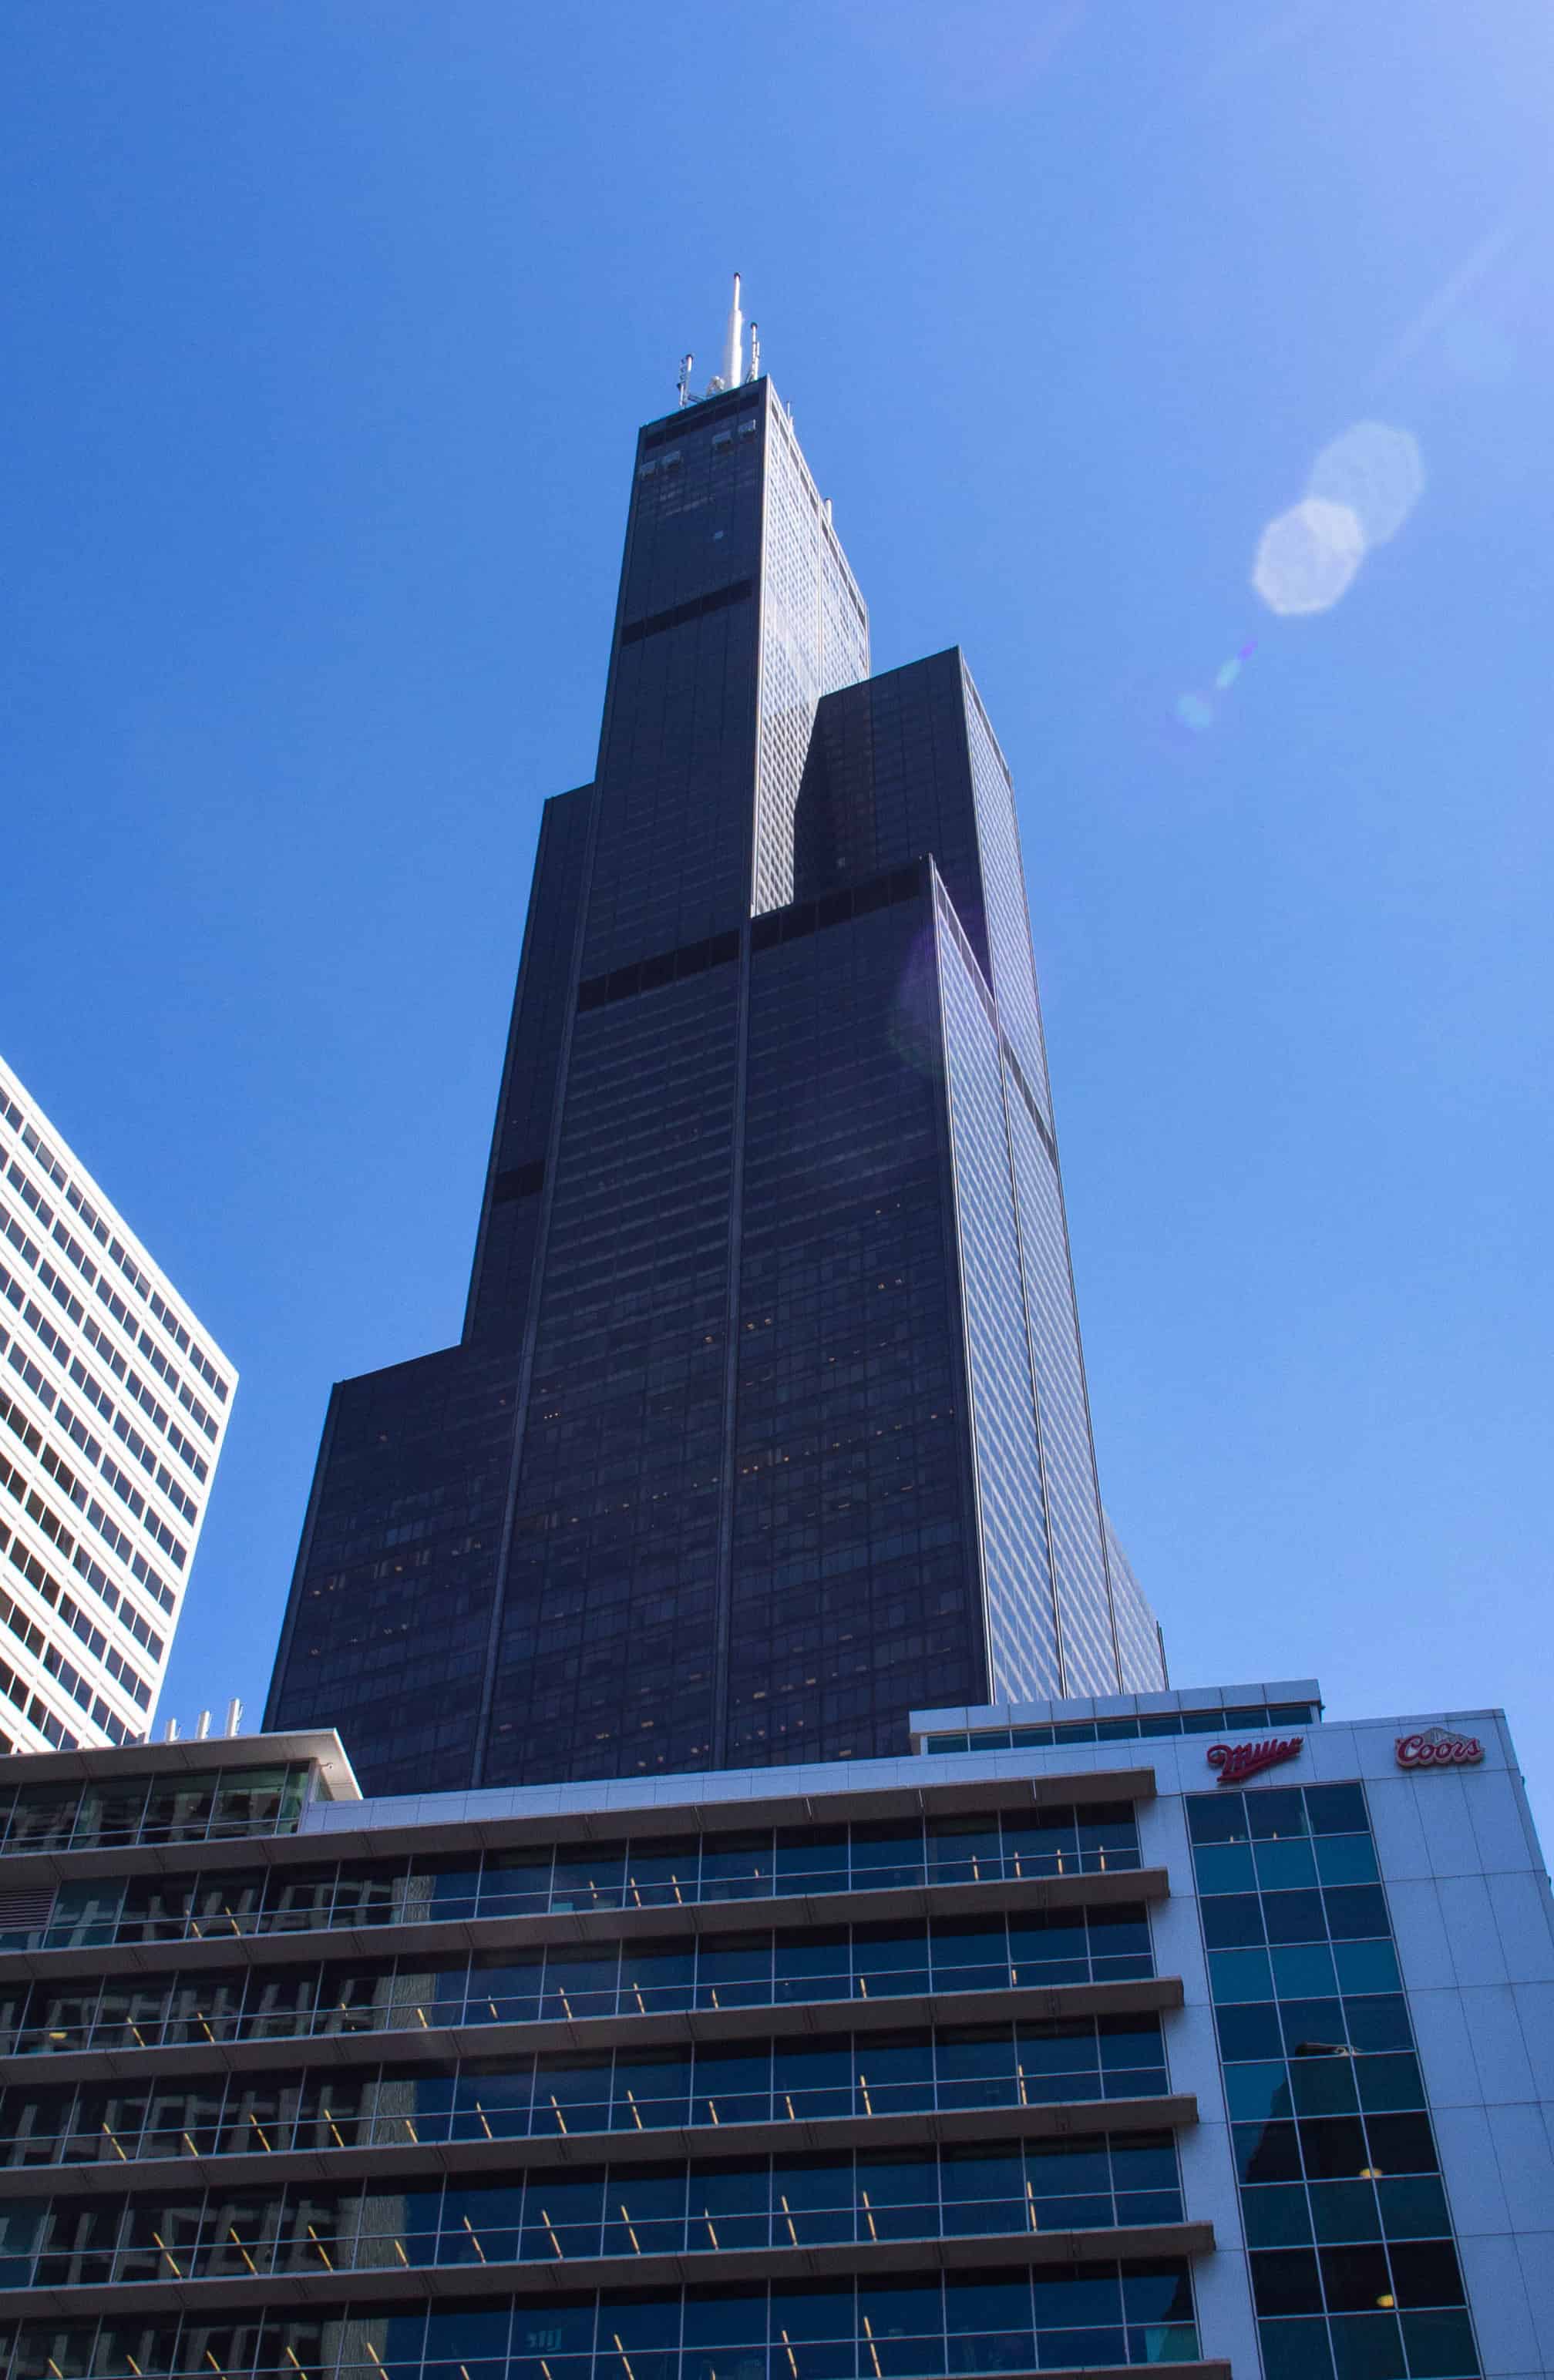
{"left": 0, "top": 1681, "right": 1546, "bottom": 2379}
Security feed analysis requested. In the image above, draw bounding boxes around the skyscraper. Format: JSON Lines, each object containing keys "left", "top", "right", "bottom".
{"left": 267, "top": 291, "right": 1165, "bottom": 1796}
{"left": 0, "top": 1054, "right": 236, "bottom": 1752}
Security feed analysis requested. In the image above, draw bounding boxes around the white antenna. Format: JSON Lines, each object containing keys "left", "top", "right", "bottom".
{"left": 722, "top": 272, "right": 744, "bottom": 395}
{"left": 195, "top": 1709, "right": 212, "bottom": 1740}
{"left": 747, "top": 321, "right": 761, "bottom": 382}
{"left": 163, "top": 1717, "right": 180, "bottom": 1743}
{"left": 677, "top": 352, "right": 694, "bottom": 409}
{"left": 225, "top": 1697, "right": 244, "bottom": 1739}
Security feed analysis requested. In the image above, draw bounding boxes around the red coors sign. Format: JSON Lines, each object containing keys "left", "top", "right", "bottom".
{"left": 1396, "top": 1725, "right": 1485, "bottom": 1769}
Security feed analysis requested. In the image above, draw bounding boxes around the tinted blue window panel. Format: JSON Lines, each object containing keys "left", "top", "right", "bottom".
{"left": 484, "top": 963, "right": 741, "bottom": 1786}
{"left": 960, "top": 664, "right": 1052, "bottom": 1124}
{"left": 1105, "top": 1514, "right": 1168, "bottom": 1693}
{"left": 1003, "top": 1077, "right": 1121, "bottom": 1694}
{"left": 934, "top": 895, "right": 1061, "bottom": 1702}
{"left": 731, "top": 888, "right": 986, "bottom": 1764}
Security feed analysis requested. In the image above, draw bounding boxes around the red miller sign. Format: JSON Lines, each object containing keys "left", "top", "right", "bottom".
{"left": 1396, "top": 1726, "right": 1485, "bottom": 1770}
{"left": 1206, "top": 1736, "right": 1303, "bottom": 1786}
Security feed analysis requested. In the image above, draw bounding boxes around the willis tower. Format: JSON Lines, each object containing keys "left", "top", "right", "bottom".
{"left": 267, "top": 281, "right": 1166, "bottom": 1795}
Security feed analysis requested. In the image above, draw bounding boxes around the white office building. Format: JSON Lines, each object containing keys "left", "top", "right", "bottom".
{"left": 0, "top": 1053, "right": 234, "bottom": 1752}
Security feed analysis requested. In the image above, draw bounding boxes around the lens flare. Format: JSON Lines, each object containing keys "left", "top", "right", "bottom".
{"left": 1253, "top": 497, "right": 1364, "bottom": 617}
{"left": 1251, "top": 417, "right": 1424, "bottom": 620}
{"left": 1172, "top": 640, "right": 1256, "bottom": 733}
{"left": 1307, "top": 421, "right": 1424, "bottom": 546}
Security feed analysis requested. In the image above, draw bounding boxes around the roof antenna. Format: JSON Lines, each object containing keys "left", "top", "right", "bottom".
{"left": 722, "top": 272, "right": 744, "bottom": 395}
{"left": 747, "top": 321, "right": 760, "bottom": 382}
{"left": 677, "top": 352, "right": 694, "bottom": 409}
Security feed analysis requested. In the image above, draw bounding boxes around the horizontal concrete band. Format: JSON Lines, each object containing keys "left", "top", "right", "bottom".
{"left": 0, "top": 1770, "right": 1159, "bottom": 1891}
{"left": 0, "top": 2220, "right": 1217, "bottom": 2318}
{"left": 1015, "top": 2368, "right": 1226, "bottom": 2380}
{"left": 0, "top": 1734, "right": 352, "bottom": 1793}
{"left": 2, "top": 1977, "right": 1186, "bottom": 2085}
{"left": 0, "top": 1867, "right": 1170, "bottom": 1986}
{"left": 873, "top": 2368, "right": 1228, "bottom": 2380}
{"left": 0, "top": 2095, "right": 1199, "bottom": 2200}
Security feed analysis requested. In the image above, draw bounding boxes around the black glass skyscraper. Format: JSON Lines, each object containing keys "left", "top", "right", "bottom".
{"left": 266, "top": 341, "right": 1166, "bottom": 1797}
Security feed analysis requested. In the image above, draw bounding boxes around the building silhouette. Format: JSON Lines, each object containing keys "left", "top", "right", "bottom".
{"left": 266, "top": 298, "right": 1164, "bottom": 1795}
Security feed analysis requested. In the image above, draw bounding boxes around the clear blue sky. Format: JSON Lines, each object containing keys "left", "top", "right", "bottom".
{"left": 2, "top": 4, "right": 1549, "bottom": 1834}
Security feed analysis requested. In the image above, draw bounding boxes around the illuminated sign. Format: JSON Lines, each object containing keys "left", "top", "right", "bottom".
{"left": 1206, "top": 1736, "right": 1303, "bottom": 1786}
{"left": 1396, "top": 1726, "right": 1484, "bottom": 1770}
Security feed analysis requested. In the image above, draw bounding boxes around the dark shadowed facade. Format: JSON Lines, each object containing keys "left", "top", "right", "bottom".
{"left": 265, "top": 371, "right": 1166, "bottom": 1796}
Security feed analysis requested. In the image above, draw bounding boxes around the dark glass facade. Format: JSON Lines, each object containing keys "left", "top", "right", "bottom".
{"left": 266, "top": 376, "right": 1164, "bottom": 1795}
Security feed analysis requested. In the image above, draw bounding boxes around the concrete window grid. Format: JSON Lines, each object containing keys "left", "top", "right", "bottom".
{"left": 0, "top": 1215, "right": 202, "bottom": 1561}
{"left": 0, "top": 1081, "right": 230, "bottom": 1407}
{"left": 0, "top": 1363, "right": 160, "bottom": 1745}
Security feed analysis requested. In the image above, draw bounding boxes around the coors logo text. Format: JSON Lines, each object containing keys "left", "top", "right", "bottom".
{"left": 1396, "top": 1727, "right": 1485, "bottom": 1770}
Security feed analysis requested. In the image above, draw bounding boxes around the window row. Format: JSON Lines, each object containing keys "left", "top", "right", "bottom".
{"left": 0, "top": 1766, "right": 312, "bottom": 1857}
{"left": 1257, "top": 2304, "right": 1476, "bottom": 2380}
{"left": 0, "top": 1803, "right": 1143, "bottom": 1948}
{"left": 1231, "top": 2105, "right": 1441, "bottom": 2190}
{"left": 1200, "top": 1881, "right": 1391, "bottom": 1951}
{"left": 0, "top": 2135, "right": 1185, "bottom": 2290}
{"left": 1225, "top": 2049, "right": 1426, "bottom": 2126}
{"left": 1186, "top": 1783, "right": 1367, "bottom": 1846}
{"left": 1209, "top": 1933, "right": 1402, "bottom": 2007}
{"left": 6, "top": 1910, "right": 1156, "bottom": 2053}
{"left": 0, "top": 2019, "right": 1172, "bottom": 2163}
{"left": 0, "top": 2261, "right": 1200, "bottom": 2380}
{"left": 1192, "top": 1828, "right": 1378, "bottom": 1898}
{"left": 921, "top": 1703, "right": 1316, "bottom": 1756}
{"left": 1256, "top": 2237, "right": 1456, "bottom": 2313}
{"left": 1240, "top": 2161, "right": 1460, "bottom": 2258}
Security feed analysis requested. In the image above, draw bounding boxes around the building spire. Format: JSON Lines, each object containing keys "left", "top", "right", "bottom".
{"left": 722, "top": 271, "right": 744, "bottom": 393}
{"left": 678, "top": 276, "right": 761, "bottom": 404}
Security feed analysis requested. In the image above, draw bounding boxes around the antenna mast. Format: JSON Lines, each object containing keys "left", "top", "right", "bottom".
{"left": 722, "top": 272, "right": 744, "bottom": 394}
{"left": 680, "top": 281, "right": 759, "bottom": 406}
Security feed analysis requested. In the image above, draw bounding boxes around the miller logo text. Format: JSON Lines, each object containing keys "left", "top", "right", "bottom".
{"left": 1206, "top": 1737, "right": 1304, "bottom": 1786}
